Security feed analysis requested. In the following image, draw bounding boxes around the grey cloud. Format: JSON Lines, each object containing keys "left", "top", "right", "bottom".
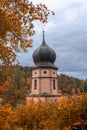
{"left": 18, "top": 1, "right": 87, "bottom": 79}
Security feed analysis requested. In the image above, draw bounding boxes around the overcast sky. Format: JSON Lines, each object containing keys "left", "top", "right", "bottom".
{"left": 18, "top": 0, "right": 87, "bottom": 80}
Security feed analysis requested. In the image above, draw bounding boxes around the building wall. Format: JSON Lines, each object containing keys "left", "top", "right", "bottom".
{"left": 26, "top": 96, "right": 62, "bottom": 104}
{"left": 31, "top": 67, "right": 58, "bottom": 95}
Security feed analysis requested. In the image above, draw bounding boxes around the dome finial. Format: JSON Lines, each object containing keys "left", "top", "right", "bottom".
{"left": 42, "top": 24, "right": 46, "bottom": 44}
{"left": 43, "top": 30, "right": 45, "bottom": 41}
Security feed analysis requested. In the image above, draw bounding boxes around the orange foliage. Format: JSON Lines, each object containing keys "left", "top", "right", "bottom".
{"left": 0, "top": 95, "right": 87, "bottom": 130}
{"left": 0, "top": 0, "right": 53, "bottom": 65}
{"left": 58, "top": 89, "right": 62, "bottom": 94}
{"left": 0, "top": 104, "right": 13, "bottom": 130}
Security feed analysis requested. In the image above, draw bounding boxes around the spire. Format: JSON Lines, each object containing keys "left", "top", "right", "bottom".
{"left": 43, "top": 30, "right": 45, "bottom": 42}
{"left": 42, "top": 24, "right": 46, "bottom": 45}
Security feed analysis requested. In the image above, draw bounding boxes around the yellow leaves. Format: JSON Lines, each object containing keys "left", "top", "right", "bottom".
{"left": 0, "top": 10, "right": 10, "bottom": 39}
{"left": 0, "top": 0, "right": 53, "bottom": 65}
{"left": 0, "top": 43, "right": 16, "bottom": 65}
{"left": 0, "top": 104, "right": 12, "bottom": 130}
{"left": 0, "top": 95, "right": 87, "bottom": 130}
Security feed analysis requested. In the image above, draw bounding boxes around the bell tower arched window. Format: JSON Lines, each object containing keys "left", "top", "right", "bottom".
{"left": 34, "top": 79, "right": 37, "bottom": 89}
{"left": 53, "top": 79, "right": 56, "bottom": 89}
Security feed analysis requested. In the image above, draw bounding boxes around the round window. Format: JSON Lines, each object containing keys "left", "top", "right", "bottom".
{"left": 44, "top": 71, "right": 47, "bottom": 74}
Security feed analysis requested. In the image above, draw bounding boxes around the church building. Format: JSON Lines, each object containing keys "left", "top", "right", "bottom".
{"left": 27, "top": 31, "right": 61, "bottom": 102}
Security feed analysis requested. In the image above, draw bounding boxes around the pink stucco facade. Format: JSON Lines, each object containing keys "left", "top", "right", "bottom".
{"left": 31, "top": 67, "right": 58, "bottom": 95}
{"left": 26, "top": 95, "right": 62, "bottom": 103}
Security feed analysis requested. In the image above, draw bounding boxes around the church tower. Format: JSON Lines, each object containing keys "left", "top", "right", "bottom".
{"left": 27, "top": 31, "right": 61, "bottom": 102}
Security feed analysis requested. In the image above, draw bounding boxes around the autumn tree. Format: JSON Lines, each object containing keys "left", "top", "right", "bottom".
{"left": 0, "top": 104, "right": 13, "bottom": 130}
{"left": 1, "top": 66, "right": 31, "bottom": 105}
{"left": 2, "top": 79, "right": 30, "bottom": 106}
{"left": 0, "top": 0, "right": 54, "bottom": 66}
{"left": 0, "top": 94, "right": 87, "bottom": 130}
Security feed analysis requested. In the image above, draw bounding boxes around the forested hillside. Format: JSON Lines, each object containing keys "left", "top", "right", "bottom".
{"left": 58, "top": 74, "right": 87, "bottom": 94}
{"left": 0, "top": 66, "right": 32, "bottom": 106}
{"left": 0, "top": 66, "right": 87, "bottom": 95}
{"left": 0, "top": 65, "right": 87, "bottom": 106}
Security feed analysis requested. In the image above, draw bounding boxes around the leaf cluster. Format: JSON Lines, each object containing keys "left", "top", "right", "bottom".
{"left": 0, "top": 0, "right": 53, "bottom": 65}
{"left": 0, "top": 94, "right": 87, "bottom": 130}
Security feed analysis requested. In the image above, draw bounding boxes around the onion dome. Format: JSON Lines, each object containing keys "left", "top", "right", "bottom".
{"left": 33, "top": 31, "right": 57, "bottom": 68}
